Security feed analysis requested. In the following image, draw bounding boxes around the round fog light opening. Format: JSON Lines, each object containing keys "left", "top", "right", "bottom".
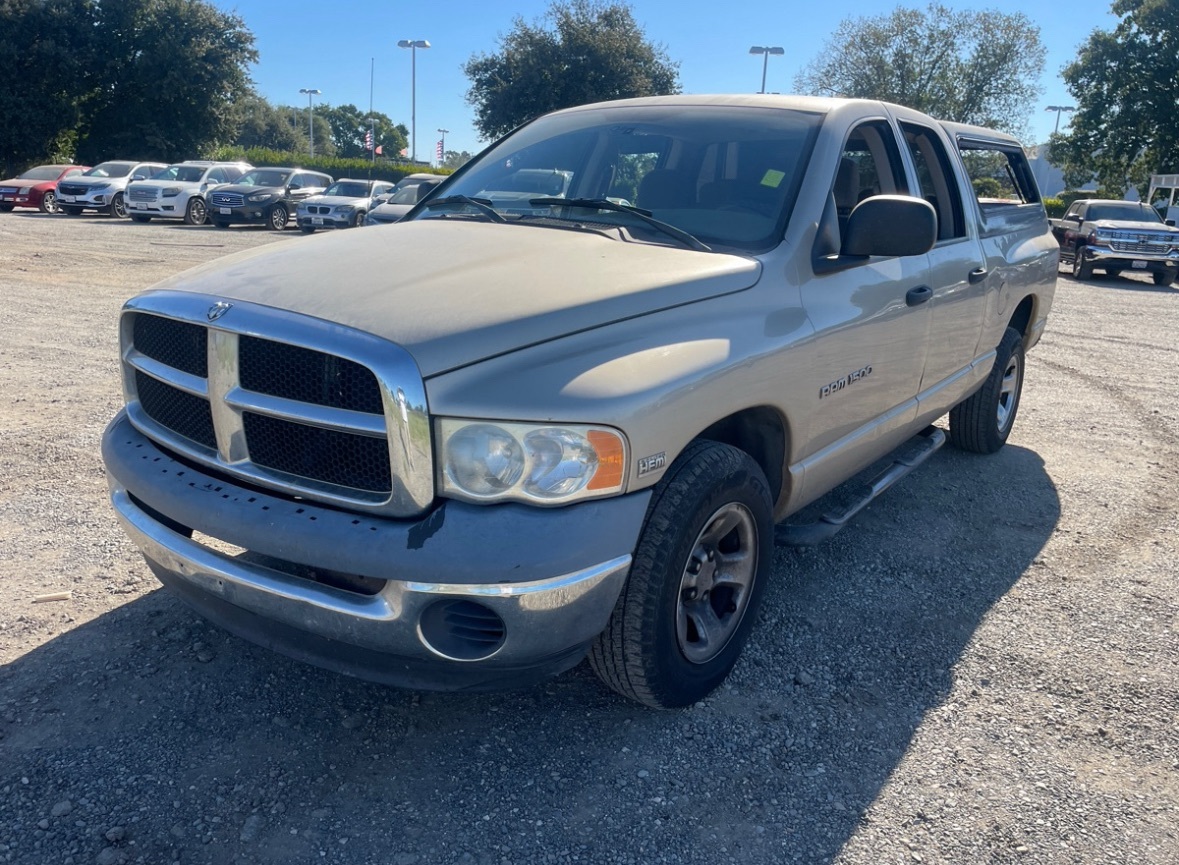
{"left": 418, "top": 599, "right": 506, "bottom": 661}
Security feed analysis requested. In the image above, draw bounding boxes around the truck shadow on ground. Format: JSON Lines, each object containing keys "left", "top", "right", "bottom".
{"left": 0, "top": 443, "right": 1058, "bottom": 865}
{"left": 1060, "top": 269, "right": 1177, "bottom": 293}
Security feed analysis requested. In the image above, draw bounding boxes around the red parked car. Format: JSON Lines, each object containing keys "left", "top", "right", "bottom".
{"left": 0, "top": 164, "right": 90, "bottom": 213}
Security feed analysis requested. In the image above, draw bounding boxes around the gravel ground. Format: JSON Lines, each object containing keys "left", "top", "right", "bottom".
{"left": 1, "top": 211, "right": 1176, "bottom": 865}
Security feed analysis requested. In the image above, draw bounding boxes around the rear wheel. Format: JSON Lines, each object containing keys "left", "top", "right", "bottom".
{"left": 184, "top": 197, "right": 208, "bottom": 225}
{"left": 299, "top": 226, "right": 316, "bottom": 235}
{"left": 0, "top": 204, "right": 13, "bottom": 212}
{"left": 61, "top": 205, "right": 83, "bottom": 215}
{"left": 212, "top": 219, "right": 230, "bottom": 229}
{"left": 266, "top": 204, "right": 288, "bottom": 230}
{"left": 1105, "top": 267, "right": 1122, "bottom": 278}
{"left": 129, "top": 215, "right": 151, "bottom": 223}
{"left": 1071, "top": 246, "right": 1093, "bottom": 280}
{"left": 589, "top": 440, "right": 773, "bottom": 708}
{"left": 39, "top": 191, "right": 58, "bottom": 213}
{"left": 948, "top": 326, "right": 1024, "bottom": 454}
{"left": 1153, "top": 271, "right": 1176, "bottom": 287}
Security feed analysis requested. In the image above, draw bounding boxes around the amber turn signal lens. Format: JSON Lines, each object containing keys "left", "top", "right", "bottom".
{"left": 586, "top": 429, "right": 625, "bottom": 490}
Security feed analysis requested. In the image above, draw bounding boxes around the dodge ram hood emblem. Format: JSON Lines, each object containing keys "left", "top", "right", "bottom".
{"left": 207, "top": 301, "right": 233, "bottom": 321}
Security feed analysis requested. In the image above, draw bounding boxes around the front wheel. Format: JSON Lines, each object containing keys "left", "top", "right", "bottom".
{"left": 109, "top": 192, "right": 127, "bottom": 218}
{"left": 948, "top": 326, "right": 1024, "bottom": 454}
{"left": 184, "top": 197, "right": 208, "bottom": 225}
{"left": 266, "top": 204, "right": 288, "bottom": 230}
{"left": 1153, "top": 271, "right": 1176, "bottom": 287}
{"left": 40, "top": 191, "right": 58, "bottom": 213}
{"left": 589, "top": 440, "right": 773, "bottom": 708}
{"left": 1071, "top": 246, "right": 1093, "bottom": 280}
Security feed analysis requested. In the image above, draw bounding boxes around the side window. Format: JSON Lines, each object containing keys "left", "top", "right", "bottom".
{"left": 816, "top": 119, "right": 909, "bottom": 257}
{"left": 65, "top": 168, "right": 83, "bottom": 178}
{"left": 900, "top": 123, "right": 966, "bottom": 241}
{"left": 957, "top": 141, "right": 1041, "bottom": 207}
{"left": 205, "top": 168, "right": 227, "bottom": 184}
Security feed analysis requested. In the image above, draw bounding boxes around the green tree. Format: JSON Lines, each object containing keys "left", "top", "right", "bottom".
{"left": 463, "top": 0, "right": 680, "bottom": 141}
{"left": 794, "top": 3, "right": 1045, "bottom": 136}
{"left": 75, "top": 0, "right": 256, "bottom": 162}
{"left": 231, "top": 94, "right": 307, "bottom": 153}
{"left": 1048, "top": 0, "right": 1179, "bottom": 196}
{"left": 440, "top": 149, "right": 474, "bottom": 170}
{"left": 317, "top": 104, "right": 407, "bottom": 160}
{"left": 0, "top": 0, "right": 94, "bottom": 175}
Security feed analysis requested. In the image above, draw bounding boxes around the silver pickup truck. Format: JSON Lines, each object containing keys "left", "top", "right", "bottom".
{"left": 102, "top": 95, "right": 1057, "bottom": 707}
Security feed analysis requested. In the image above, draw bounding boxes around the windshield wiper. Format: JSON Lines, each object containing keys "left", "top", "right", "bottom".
{"left": 528, "top": 198, "right": 711, "bottom": 252}
{"left": 423, "top": 195, "right": 505, "bottom": 223}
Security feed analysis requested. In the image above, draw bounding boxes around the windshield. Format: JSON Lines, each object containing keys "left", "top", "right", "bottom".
{"left": 19, "top": 166, "right": 63, "bottom": 181}
{"left": 1088, "top": 202, "right": 1164, "bottom": 224}
{"left": 237, "top": 169, "right": 292, "bottom": 187}
{"left": 84, "top": 162, "right": 135, "bottom": 178}
{"left": 324, "top": 181, "right": 370, "bottom": 198}
{"left": 389, "top": 183, "right": 425, "bottom": 204}
{"left": 410, "top": 104, "right": 822, "bottom": 251}
{"left": 153, "top": 165, "right": 207, "bottom": 183}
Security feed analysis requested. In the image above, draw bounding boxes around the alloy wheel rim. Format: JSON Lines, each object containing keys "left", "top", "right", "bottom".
{"left": 675, "top": 502, "right": 758, "bottom": 665}
{"left": 996, "top": 352, "right": 1021, "bottom": 432}
{"left": 190, "top": 199, "right": 206, "bottom": 224}
{"left": 44, "top": 192, "right": 58, "bottom": 213}
{"left": 113, "top": 194, "right": 126, "bottom": 218}
{"left": 271, "top": 207, "right": 285, "bottom": 229}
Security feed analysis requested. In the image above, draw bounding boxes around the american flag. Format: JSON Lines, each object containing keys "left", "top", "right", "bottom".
{"left": 364, "top": 129, "right": 374, "bottom": 151}
{"left": 435, "top": 139, "right": 444, "bottom": 162}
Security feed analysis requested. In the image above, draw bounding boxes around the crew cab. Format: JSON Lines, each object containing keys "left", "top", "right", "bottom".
{"left": 1051, "top": 198, "right": 1179, "bottom": 286}
{"left": 0, "top": 164, "right": 89, "bottom": 213}
{"left": 57, "top": 160, "right": 168, "bottom": 217}
{"left": 208, "top": 167, "right": 332, "bottom": 230}
{"left": 102, "top": 95, "right": 1057, "bottom": 708}
{"left": 126, "top": 160, "right": 252, "bottom": 225}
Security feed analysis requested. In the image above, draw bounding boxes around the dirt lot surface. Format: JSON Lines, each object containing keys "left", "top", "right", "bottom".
{"left": 1, "top": 211, "right": 1176, "bottom": 865}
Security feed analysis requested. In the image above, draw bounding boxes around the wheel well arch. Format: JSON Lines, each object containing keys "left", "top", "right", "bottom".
{"left": 694, "top": 406, "right": 790, "bottom": 508}
{"left": 1007, "top": 295, "right": 1035, "bottom": 343}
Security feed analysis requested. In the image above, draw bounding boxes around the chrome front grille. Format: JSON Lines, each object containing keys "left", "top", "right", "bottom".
{"left": 1107, "top": 231, "right": 1175, "bottom": 254}
{"left": 0, "top": 186, "right": 16, "bottom": 195}
{"left": 119, "top": 293, "right": 433, "bottom": 516}
{"left": 129, "top": 187, "right": 159, "bottom": 202}
{"left": 210, "top": 192, "right": 244, "bottom": 207}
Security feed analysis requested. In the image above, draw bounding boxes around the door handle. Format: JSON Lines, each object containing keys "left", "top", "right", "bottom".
{"left": 968, "top": 267, "right": 988, "bottom": 284}
{"left": 906, "top": 285, "right": 933, "bottom": 306}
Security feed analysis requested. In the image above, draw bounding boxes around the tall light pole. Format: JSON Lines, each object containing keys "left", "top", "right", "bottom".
{"left": 397, "top": 39, "right": 430, "bottom": 162}
{"left": 749, "top": 46, "right": 784, "bottom": 95}
{"left": 1045, "top": 105, "right": 1076, "bottom": 135}
{"left": 436, "top": 127, "right": 449, "bottom": 166}
{"left": 299, "top": 88, "right": 321, "bottom": 158}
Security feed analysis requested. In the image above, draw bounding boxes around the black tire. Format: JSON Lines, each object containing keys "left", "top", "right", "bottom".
{"left": 589, "top": 440, "right": 773, "bottom": 708}
{"left": 948, "top": 326, "right": 1025, "bottom": 454}
{"left": 1153, "top": 271, "right": 1175, "bottom": 287}
{"left": 129, "top": 215, "right": 151, "bottom": 223}
{"left": 0, "top": 204, "right": 13, "bottom": 212}
{"left": 109, "top": 191, "right": 127, "bottom": 218}
{"left": 350, "top": 210, "right": 364, "bottom": 227}
{"left": 39, "top": 191, "right": 58, "bottom": 213}
{"left": 1071, "top": 245, "right": 1093, "bottom": 280}
{"left": 61, "top": 205, "right": 83, "bottom": 215}
{"left": 184, "top": 197, "right": 208, "bottom": 225}
{"left": 212, "top": 219, "right": 230, "bottom": 229}
{"left": 1105, "top": 267, "right": 1122, "bottom": 278}
{"left": 266, "top": 204, "right": 288, "bottom": 230}
{"left": 299, "top": 226, "right": 316, "bottom": 235}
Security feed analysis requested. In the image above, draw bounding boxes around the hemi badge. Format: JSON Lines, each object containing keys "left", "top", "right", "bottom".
{"left": 638, "top": 452, "right": 667, "bottom": 477}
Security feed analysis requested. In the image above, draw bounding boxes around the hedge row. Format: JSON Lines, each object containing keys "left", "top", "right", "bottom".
{"left": 206, "top": 146, "right": 452, "bottom": 184}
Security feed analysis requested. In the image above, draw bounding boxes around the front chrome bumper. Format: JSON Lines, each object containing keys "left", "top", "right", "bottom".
{"left": 1084, "top": 245, "right": 1179, "bottom": 267}
{"left": 103, "top": 413, "right": 649, "bottom": 688}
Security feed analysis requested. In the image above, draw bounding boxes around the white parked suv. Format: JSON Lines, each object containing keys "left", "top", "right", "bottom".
{"left": 126, "top": 161, "right": 253, "bottom": 225}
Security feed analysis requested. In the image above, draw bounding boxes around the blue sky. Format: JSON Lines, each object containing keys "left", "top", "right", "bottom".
{"left": 212, "top": 0, "right": 1120, "bottom": 163}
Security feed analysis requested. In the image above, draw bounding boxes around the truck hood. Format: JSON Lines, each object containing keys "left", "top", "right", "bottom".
{"left": 1093, "top": 219, "right": 1179, "bottom": 234}
{"left": 151, "top": 220, "right": 762, "bottom": 376}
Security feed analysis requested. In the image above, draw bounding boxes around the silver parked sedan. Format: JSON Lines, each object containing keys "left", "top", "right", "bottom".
{"left": 296, "top": 178, "right": 394, "bottom": 233}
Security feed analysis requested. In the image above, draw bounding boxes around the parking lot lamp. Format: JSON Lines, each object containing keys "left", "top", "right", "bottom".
{"left": 397, "top": 40, "right": 431, "bottom": 162}
{"left": 299, "top": 88, "right": 322, "bottom": 158}
{"left": 749, "top": 46, "right": 784, "bottom": 94}
{"left": 1045, "top": 105, "right": 1076, "bottom": 135}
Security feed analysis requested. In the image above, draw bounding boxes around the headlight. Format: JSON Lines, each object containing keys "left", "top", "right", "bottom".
{"left": 247, "top": 192, "right": 272, "bottom": 203}
{"left": 89, "top": 182, "right": 110, "bottom": 190}
{"left": 18, "top": 186, "right": 31, "bottom": 195}
{"left": 438, "top": 420, "right": 626, "bottom": 505}
{"left": 334, "top": 205, "right": 356, "bottom": 214}
{"left": 162, "top": 187, "right": 181, "bottom": 197}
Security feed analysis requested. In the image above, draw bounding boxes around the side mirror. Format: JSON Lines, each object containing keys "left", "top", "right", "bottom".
{"left": 843, "top": 196, "right": 936, "bottom": 258}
